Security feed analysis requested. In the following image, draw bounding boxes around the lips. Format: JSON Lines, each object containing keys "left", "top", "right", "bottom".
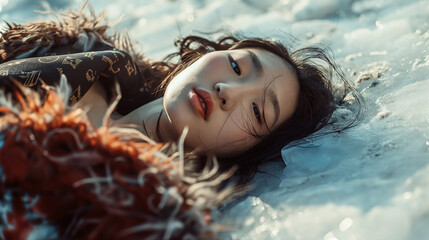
{"left": 190, "top": 88, "right": 214, "bottom": 121}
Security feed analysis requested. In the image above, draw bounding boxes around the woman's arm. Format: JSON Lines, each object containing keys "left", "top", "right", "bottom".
{"left": 0, "top": 50, "right": 146, "bottom": 113}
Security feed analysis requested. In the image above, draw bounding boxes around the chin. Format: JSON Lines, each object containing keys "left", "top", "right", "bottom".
{"left": 165, "top": 105, "right": 192, "bottom": 141}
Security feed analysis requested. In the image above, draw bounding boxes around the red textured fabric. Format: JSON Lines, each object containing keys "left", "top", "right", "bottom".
{"left": 0, "top": 83, "right": 218, "bottom": 240}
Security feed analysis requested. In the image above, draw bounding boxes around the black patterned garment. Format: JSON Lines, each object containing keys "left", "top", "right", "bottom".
{"left": 0, "top": 32, "right": 160, "bottom": 115}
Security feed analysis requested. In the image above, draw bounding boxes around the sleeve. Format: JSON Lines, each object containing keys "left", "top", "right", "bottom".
{"left": 0, "top": 49, "right": 158, "bottom": 114}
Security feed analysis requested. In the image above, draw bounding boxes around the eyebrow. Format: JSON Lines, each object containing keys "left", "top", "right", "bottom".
{"left": 268, "top": 86, "right": 280, "bottom": 128}
{"left": 245, "top": 49, "right": 280, "bottom": 128}
{"left": 246, "top": 49, "right": 263, "bottom": 77}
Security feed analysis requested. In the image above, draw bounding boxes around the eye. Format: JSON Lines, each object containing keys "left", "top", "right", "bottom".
{"left": 228, "top": 55, "right": 241, "bottom": 76}
{"left": 252, "top": 102, "right": 262, "bottom": 124}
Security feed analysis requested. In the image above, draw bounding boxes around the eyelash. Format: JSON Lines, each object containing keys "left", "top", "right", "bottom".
{"left": 252, "top": 102, "right": 262, "bottom": 124}
{"left": 228, "top": 55, "right": 241, "bottom": 76}
{"left": 228, "top": 54, "right": 261, "bottom": 124}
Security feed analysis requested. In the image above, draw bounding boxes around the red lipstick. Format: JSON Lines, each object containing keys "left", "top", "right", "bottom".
{"left": 190, "top": 88, "right": 214, "bottom": 121}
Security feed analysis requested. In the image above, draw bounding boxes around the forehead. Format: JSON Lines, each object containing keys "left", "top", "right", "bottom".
{"left": 242, "top": 47, "right": 292, "bottom": 71}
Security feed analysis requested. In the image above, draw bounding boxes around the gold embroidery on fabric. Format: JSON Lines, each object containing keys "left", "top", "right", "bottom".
{"left": 106, "top": 50, "right": 126, "bottom": 58}
{"left": 20, "top": 70, "right": 41, "bottom": 87}
{"left": 100, "top": 50, "right": 128, "bottom": 74}
{"left": 69, "top": 85, "right": 81, "bottom": 105}
{"left": 85, "top": 52, "right": 97, "bottom": 60}
{"left": 102, "top": 55, "right": 120, "bottom": 74}
{"left": 57, "top": 68, "right": 64, "bottom": 75}
{"left": 38, "top": 55, "right": 60, "bottom": 63}
{"left": 62, "top": 56, "right": 83, "bottom": 69}
{"left": 125, "top": 60, "right": 137, "bottom": 76}
{"left": 86, "top": 69, "right": 96, "bottom": 82}
{"left": 0, "top": 69, "right": 8, "bottom": 76}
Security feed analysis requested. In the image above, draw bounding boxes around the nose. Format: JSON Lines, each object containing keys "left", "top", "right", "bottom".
{"left": 214, "top": 81, "right": 257, "bottom": 111}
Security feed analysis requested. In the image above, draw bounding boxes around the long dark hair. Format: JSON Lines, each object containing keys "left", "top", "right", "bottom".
{"left": 148, "top": 35, "right": 364, "bottom": 183}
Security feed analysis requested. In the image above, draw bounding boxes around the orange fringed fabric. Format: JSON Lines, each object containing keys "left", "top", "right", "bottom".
{"left": 0, "top": 81, "right": 228, "bottom": 239}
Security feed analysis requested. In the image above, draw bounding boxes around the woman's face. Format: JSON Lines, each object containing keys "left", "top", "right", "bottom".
{"left": 163, "top": 48, "right": 299, "bottom": 157}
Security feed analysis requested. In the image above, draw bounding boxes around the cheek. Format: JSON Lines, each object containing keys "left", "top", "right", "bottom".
{"left": 163, "top": 54, "right": 225, "bottom": 111}
{"left": 202, "top": 109, "right": 258, "bottom": 156}
{"left": 186, "top": 53, "right": 227, "bottom": 83}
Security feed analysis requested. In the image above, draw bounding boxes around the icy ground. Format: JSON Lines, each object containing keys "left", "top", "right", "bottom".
{"left": 1, "top": 0, "right": 429, "bottom": 239}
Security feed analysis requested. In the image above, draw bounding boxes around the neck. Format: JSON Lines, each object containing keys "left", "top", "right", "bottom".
{"left": 111, "top": 97, "right": 175, "bottom": 142}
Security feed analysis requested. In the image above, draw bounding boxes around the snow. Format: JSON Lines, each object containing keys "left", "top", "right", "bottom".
{"left": 1, "top": 0, "right": 429, "bottom": 239}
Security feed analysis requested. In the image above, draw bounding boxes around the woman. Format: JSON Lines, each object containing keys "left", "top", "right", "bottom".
{"left": 0, "top": 14, "right": 362, "bottom": 184}
{"left": 0, "top": 8, "right": 363, "bottom": 240}
{"left": 78, "top": 36, "right": 364, "bottom": 183}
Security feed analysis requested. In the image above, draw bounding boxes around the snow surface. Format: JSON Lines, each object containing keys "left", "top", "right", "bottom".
{"left": 1, "top": 0, "right": 429, "bottom": 239}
